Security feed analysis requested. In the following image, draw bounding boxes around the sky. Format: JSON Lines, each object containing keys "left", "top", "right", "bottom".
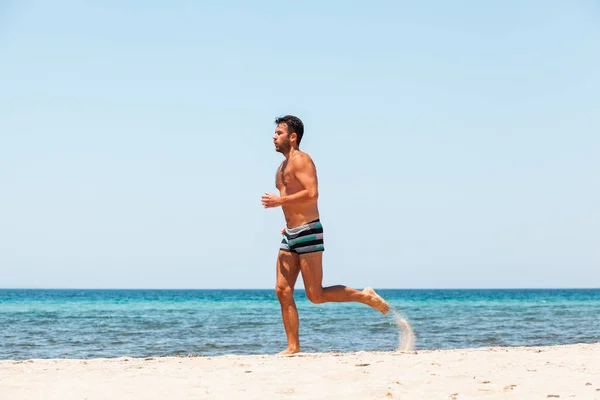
{"left": 1, "top": 1, "right": 598, "bottom": 289}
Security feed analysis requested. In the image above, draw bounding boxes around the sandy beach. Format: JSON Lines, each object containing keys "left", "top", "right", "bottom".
{"left": 1, "top": 342, "right": 599, "bottom": 400}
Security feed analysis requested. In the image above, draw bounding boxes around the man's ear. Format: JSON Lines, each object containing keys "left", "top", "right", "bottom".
{"left": 290, "top": 132, "right": 297, "bottom": 144}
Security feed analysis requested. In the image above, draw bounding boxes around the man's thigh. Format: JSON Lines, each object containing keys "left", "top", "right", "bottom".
{"left": 277, "top": 250, "right": 301, "bottom": 290}
{"left": 299, "top": 251, "right": 324, "bottom": 291}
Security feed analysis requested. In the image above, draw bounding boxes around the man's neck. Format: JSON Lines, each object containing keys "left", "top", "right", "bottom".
{"left": 283, "top": 147, "right": 299, "bottom": 160}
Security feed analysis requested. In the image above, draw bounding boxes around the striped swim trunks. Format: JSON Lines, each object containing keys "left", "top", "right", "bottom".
{"left": 280, "top": 219, "right": 325, "bottom": 254}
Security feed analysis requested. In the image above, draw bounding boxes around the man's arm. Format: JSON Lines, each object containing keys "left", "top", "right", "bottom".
{"left": 261, "top": 155, "right": 319, "bottom": 208}
{"left": 279, "top": 155, "right": 318, "bottom": 205}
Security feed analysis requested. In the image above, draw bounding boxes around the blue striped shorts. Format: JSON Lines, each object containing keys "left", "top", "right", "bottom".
{"left": 280, "top": 219, "right": 325, "bottom": 255}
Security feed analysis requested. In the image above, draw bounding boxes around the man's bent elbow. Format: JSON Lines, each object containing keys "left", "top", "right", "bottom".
{"left": 307, "top": 190, "right": 318, "bottom": 200}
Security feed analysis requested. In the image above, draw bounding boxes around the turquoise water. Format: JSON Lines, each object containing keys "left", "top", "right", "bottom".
{"left": 1, "top": 289, "right": 599, "bottom": 360}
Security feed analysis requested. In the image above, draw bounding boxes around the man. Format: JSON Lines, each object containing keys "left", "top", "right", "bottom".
{"left": 261, "top": 115, "right": 390, "bottom": 355}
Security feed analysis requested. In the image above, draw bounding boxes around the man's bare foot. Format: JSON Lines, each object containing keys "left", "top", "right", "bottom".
{"left": 363, "top": 287, "right": 390, "bottom": 314}
{"left": 277, "top": 347, "right": 301, "bottom": 356}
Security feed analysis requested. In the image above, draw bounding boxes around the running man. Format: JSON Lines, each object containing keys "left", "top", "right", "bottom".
{"left": 261, "top": 115, "right": 390, "bottom": 355}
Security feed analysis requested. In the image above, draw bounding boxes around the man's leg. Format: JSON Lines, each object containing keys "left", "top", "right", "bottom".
{"left": 275, "top": 250, "right": 302, "bottom": 354}
{"left": 299, "top": 252, "right": 390, "bottom": 314}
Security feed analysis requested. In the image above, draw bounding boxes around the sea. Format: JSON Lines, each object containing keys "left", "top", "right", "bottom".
{"left": 1, "top": 289, "right": 599, "bottom": 360}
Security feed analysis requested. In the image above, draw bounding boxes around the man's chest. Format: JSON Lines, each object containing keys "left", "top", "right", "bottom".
{"left": 275, "top": 161, "right": 296, "bottom": 189}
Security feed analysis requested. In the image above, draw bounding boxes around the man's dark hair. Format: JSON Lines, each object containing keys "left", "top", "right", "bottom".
{"left": 275, "top": 115, "right": 304, "bottom": 145}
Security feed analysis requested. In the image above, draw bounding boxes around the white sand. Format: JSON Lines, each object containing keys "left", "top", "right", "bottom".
{"left": 1, "top": 343, "right": 599, "bottom": 400}
{"left": 392, "top": 309, "right": 415, "bottom": 352}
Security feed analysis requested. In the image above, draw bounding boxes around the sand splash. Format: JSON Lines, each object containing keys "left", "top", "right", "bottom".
{"left": 391, "top": 309, "right": 415, "bottom": 352}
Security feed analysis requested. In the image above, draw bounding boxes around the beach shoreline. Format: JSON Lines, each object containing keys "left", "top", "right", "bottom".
{"left": 2, "top": 342, "right": 599, "bottom": 399}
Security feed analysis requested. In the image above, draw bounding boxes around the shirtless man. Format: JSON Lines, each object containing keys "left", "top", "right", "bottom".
{"left": 261, "top": 115, "right": 390, "bottom": 355}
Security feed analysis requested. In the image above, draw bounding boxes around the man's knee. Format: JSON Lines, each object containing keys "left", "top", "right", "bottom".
{"left": 305, "top": 288, "right": 325, "bottom": 304}
{"left": 276, "top": 284, "right": 294, "bottom": 302}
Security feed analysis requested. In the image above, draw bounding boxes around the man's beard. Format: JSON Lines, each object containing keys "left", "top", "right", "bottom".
{"left": 276, "top": 140, "right": 291, "bottom": 153}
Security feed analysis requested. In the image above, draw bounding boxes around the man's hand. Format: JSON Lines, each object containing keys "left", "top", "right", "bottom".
{"left": 261, "top": 193, "right": 282, "bottom": 208}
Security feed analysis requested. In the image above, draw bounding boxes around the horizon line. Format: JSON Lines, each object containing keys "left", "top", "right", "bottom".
{"left": 1, "top": 287, "right": 599, "bottom": 291}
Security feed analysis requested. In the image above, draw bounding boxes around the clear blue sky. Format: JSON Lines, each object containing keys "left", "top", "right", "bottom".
{"left": 1, "top": 1, "right": 598, "bottom": 289}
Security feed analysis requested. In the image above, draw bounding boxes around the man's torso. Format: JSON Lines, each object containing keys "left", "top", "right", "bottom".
{"left": 275, "top": 152, "right": 320, "bottom": 228}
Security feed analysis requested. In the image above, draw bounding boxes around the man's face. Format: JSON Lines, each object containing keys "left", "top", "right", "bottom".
{"left": 273, "top": 123, "right": 292, "bottom": 153}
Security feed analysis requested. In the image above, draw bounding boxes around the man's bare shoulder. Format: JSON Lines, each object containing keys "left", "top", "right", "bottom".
{"left": 290, "top": 151, "right": 315, "bottom": 168}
